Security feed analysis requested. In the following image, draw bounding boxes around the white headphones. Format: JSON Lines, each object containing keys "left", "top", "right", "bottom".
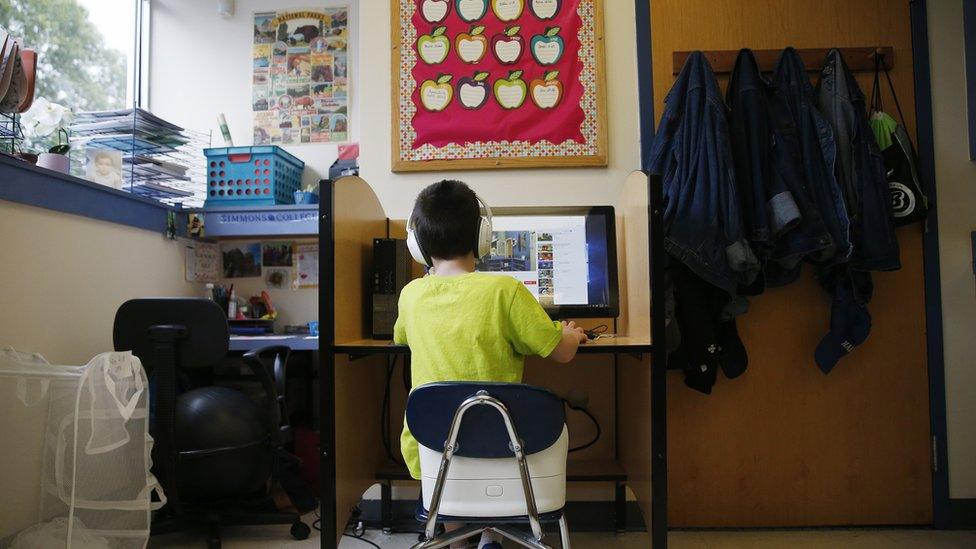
{"left": 406, "top": 194, "right": 493, "bottom": 267}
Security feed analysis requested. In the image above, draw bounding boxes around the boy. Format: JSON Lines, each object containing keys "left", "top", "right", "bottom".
{"left": 394, "top": 180, "right": 587, "bottom": 548}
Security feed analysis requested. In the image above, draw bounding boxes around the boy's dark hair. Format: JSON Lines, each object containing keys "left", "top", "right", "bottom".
{"left": 411, "top": 180, "right": 481, "bottom": 260}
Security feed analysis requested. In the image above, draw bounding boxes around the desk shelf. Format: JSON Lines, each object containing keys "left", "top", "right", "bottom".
{"left": 192, "top": 204, "right": 319, "bottom": 237}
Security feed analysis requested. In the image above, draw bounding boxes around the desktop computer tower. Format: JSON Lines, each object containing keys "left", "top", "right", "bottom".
{"left": 371, "top": 238, "right": 410, "bottom": 339}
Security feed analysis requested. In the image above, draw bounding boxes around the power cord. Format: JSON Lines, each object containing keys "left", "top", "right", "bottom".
{"left": 583, "top": 323, "right": 613, "bottom": 340}
{"left": 342, "top": 534, "right": 382, "bottom": 548}
{"left": 562, "top": 391, "right": 601, "bottom": 453}
{"left": 312, "top": 509, "right": 385, "bottom": 548}
{"left": 381, "top": 355, "right": 405, "bottom": 466}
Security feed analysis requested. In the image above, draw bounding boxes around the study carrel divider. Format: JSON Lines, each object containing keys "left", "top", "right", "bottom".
{"left": 318, "top": 172, "right": 665, "bottom": 548}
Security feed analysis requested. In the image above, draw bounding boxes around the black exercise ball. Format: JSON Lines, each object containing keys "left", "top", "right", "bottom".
{"left": 173, "top": 386, "right": 272, "bottom": 501}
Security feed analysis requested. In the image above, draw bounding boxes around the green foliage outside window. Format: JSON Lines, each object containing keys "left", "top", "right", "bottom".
{"left": 1, "top": 0, "right": 127, "bottom": 112}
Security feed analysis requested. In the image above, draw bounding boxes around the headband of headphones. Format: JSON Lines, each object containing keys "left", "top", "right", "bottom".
{"left": 406, "top": 194, "right": 493, "bottom": 267}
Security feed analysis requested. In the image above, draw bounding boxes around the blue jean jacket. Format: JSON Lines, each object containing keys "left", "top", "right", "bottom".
{"left": 648, "top": 51, "right": 759, "bottom": 295}
{"left": 770, "top": 47, "right": 852, "bottom": 268}
{"left": 816, "top": 49, "right": 900, "bottom": 271}
{"left": 727, "top": 49, "right": 833, "bottom": 291}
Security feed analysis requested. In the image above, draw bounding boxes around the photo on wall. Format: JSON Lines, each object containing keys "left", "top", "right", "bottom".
{"left": 222, "top": 241, "right": 263, "bottom": 278}
{"left": 262, "top": 241, "right": 294, "bottom": 266}
{"left": 252, "top": 7, "right": 350, "bottom": 145}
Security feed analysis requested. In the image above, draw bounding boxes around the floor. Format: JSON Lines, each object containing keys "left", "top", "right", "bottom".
{"left": 148, "top": 518, "right": 976, "bottom": 548}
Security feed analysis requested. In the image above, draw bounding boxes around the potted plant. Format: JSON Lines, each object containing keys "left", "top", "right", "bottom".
{"left": 19, "top": 97, "right": 73, "bottom": 173}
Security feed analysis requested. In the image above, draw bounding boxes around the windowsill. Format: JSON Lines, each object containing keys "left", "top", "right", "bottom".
{"left": 0, "top": 152, "right": 181, "bottom": 233}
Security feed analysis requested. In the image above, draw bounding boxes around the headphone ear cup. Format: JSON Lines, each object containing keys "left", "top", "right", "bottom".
{"left": 406, "top": 229, "right": 430, "bottom": 267}
{"left": 477, "top": 215, "right": 492, "bottom": 258}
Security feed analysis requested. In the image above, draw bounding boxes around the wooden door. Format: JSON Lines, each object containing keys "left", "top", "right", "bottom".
{"left": 649, "top": 0, "right": 932, "bottom": 527}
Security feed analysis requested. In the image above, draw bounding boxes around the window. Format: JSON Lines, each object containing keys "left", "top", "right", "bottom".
{"left": 1, "top": 0, "right": 146, "bottom": 111}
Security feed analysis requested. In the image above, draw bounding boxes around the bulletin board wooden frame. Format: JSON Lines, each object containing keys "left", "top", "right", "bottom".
{"left": 391, "top": 0, "right": 608, "bottom": 172}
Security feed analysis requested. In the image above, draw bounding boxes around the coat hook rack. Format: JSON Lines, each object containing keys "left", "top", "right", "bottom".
{"left": 672, "top": 47, "right": 894, "bottom": 74}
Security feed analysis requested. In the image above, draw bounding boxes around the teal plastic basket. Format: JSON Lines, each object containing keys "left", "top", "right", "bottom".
{"left": 204, "top": 146, "right": 304, "bottom": 207}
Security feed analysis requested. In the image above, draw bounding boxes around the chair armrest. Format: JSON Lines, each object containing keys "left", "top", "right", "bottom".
{"left": 242, "top": 345, "right": 292, "bottom": 445}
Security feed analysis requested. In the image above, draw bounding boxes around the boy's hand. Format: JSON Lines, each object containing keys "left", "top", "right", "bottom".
{"left": 562, "top": 320, "right": 588, "bottom": 344}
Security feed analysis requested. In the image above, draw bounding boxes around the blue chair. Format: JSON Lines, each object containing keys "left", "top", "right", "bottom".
{"left": 407, "top": 382, "right": 571, "bottom": 549}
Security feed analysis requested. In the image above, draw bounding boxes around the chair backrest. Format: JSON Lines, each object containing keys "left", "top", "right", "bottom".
{"left": 406, "top": 382, "right": 565, "bottom": 458}
{"left": 112, "top": 298, "right": 229, "bottom": 510}
{"left": 114, "top": 298, "right": 229, "bottom": 372}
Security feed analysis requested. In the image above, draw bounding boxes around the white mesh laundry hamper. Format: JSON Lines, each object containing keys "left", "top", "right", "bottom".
{"left": 0, "top": 347, "right": 163, "bottom": 549}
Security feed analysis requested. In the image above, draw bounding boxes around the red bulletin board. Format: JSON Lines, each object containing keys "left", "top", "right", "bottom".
{"left": 392, "top": 0, "right": 607, "bottom": 171}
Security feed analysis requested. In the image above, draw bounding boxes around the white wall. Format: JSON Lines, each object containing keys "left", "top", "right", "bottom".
{"left": 148, "top": 0, "right": 640, "bottom": 218}
{"left": 149, "top": 0, "right": 361, "bottom": 191}
{"left": 0, "top": 201, "right": 199, "bottom": 364}
{"left": 928, "top": 0, "right": 976, "bottom": 500}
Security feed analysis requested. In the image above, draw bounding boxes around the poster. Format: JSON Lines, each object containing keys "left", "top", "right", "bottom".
{"left": 392, "top": 0, "right": 606, "bottom": 170}
{"left": 295, "top": 244, "right": 319, "bottom": 288}
{"left": 253, "top": 8, "right": 349, "bottom": 145}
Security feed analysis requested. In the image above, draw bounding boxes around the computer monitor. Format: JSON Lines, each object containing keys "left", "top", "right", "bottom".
{"left": 476, "top": 206, "right": 619, "bottom": 319}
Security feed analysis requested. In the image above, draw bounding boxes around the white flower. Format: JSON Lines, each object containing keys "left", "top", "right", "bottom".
{"left": 20, "top": 97, "right": 73, "bottom": 139}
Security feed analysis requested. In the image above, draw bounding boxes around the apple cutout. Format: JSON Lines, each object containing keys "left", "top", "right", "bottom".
{"left": 417, "top": 26, "right": 450, "bottom": 65}
{"left": 456, "top": 0, "right": 489, "bottom": 22}
{"left": 530, "top": 70, "right": 562, "bottom": 109}
{"left": 529, "top": 0, "right": 560, "bottom": 19}
{"left": 530, "top": 26, "right": 564, "bottom": 65}
{"left": 491, "top": 26, "right": 524, "bottom": 65}
{"left": 421, "top": 0, "right": 451, "bottom": 23}
{"left": 455, "top": 25, "right": 488, "bottom": 64}
{"left": 420, "top": 74, "right": 454, "bottom": 111}
{"left": 494, "top": 70, "right": 527, "bottom": 110}
{"left": 457, "top": 71, "right": 491, "bottom": 109}
{"left": 491, "top": 0, "right": 524, "bottom": 22}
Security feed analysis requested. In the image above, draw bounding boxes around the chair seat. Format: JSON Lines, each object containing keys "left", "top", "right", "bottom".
{"left": 416, "top": 500, "right": 565, "bottom": 525}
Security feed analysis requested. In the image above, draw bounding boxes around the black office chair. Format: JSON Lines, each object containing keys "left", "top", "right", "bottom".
{"left": 113, "top": 298, "right": 310, "bottom": 548}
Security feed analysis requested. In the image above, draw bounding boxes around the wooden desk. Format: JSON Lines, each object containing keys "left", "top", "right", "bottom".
{"left": 334, "top": 336, "right": 652, "bottom": 356}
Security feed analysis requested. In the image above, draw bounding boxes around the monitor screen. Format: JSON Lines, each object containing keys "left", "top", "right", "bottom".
{"left": 476, "top": 206, "right": 618, "bottom": 318}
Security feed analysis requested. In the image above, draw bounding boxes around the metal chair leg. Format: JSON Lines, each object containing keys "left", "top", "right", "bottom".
{"left": 410, "top": 524, "right": 485, "bottom": 549}
{"left": 558, "top": 513, "right": 571, "bottom": 549}
{"left": 494, "top": 525, "right": 553, "bottom": 549}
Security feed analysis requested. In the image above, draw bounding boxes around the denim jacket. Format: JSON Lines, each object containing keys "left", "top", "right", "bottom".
{"left": 816, "top": 49, "right": 900, "bottom": 271}
{"left": 648, "top": 51, "right": 759, "bottom": 295}
{"left": 727, "top": 49, "right": 833, "bottom": 291}
{"left": 771, "top": 47, "right": 852, "bottom": 268}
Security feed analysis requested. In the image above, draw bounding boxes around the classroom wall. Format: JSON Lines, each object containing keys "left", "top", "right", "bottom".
{"left": 927, "top": 0, "right": 976, "bottom": 501}
{"left": 0, "top": 200, "right": 198, "bottom": 363}
{"left": 148, "top": 0, "right": 361, "bottom": 191}
{"left": 150, "top": 0, "right": 639, "bottom": 338}
{"left": 0, "top": 199, "right": 197, "bottom": 535}
{"left": 148, "top": 0, "right": 640, "bottom": 218}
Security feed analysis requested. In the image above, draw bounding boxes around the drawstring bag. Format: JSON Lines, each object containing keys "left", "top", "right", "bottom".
{"left": 869, "top": 53, "right": 929, "bottom": 225}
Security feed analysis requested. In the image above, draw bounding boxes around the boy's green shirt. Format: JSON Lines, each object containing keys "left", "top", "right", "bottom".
{"left": 394, "top": 272, "right": 562, "bottom": 479}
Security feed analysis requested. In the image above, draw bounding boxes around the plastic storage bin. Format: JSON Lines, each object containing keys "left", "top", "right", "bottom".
{"left": 204, "top": 146, "right": 304, "bottom": 207}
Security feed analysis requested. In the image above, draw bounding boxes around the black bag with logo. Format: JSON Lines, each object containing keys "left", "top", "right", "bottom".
{"left": 869, "top": 53, "right": 929, "bottom": 225}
